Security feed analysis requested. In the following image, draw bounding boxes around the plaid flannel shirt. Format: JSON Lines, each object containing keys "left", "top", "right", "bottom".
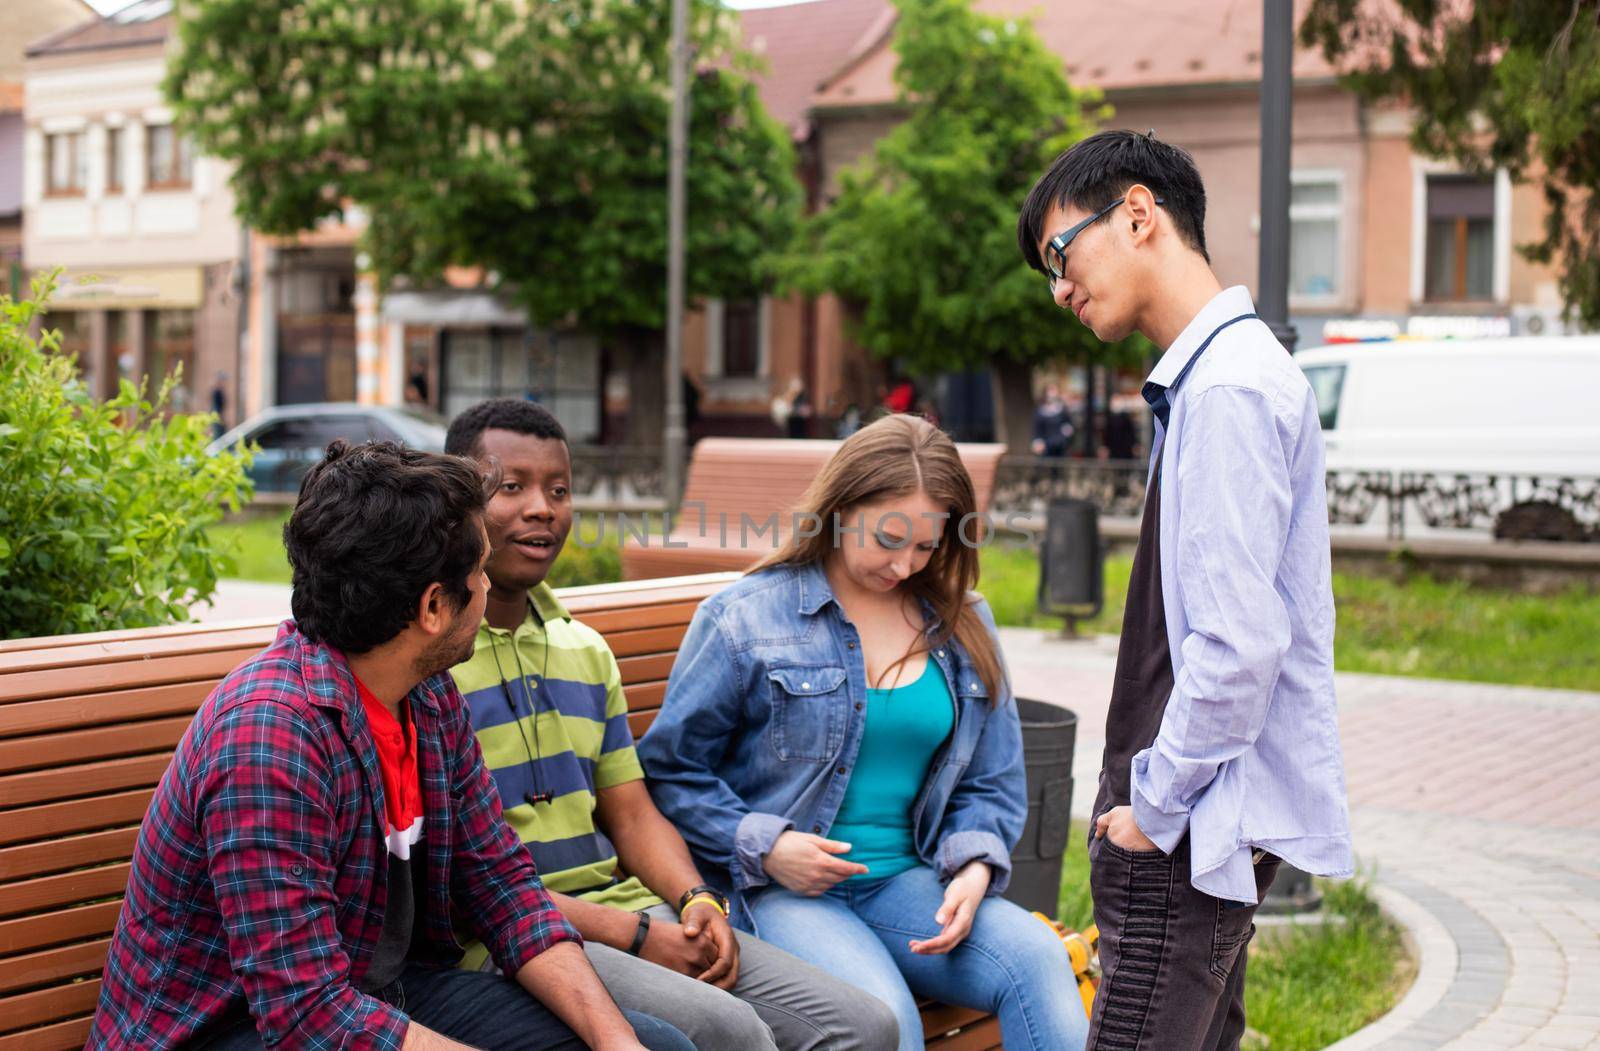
{"left": 88, "top": 622, "right": 579, "bottom": 1050}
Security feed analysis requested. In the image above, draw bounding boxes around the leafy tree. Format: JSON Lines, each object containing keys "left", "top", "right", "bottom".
{"left": 776, "top": 0, "right": 1148, "bottom": 452}
{"left": 1301, "top": 0, "right": 1600, "bottom": 326}
{"left": 0, "top": 278, "right": 253, "bottom": 639}
{"left": 165, "top": 0, "right": 802, "bottom": 439}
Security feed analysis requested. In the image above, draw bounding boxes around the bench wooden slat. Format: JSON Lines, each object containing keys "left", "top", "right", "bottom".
{"left": 615, "top": 654, "right": 675, "bottom": 688}
{"left": 0, "top": 789, "right": 154, "bottom": 848}
{"left": 920, "top": 1002, "right": 992, "bottom": 1036}
{"left": 621, "top": 682, "right": 666, "bottom": 712}
{"left": 0, "top": 650, "right": 255, "bottom": 706}
{"left": 0, "top": 627, "right": 275, "bottom": 677}
{"left": 0, "top": 754, "right": 171, "bottom": 809}
{"left": 568, "top": 600, "right": 703, "bottom": 635}
{"left": 0, "top": 828, "right": 141, "bottom": 882}
{"left": 626, "top": 709, "right": 658, "bottom": 740}
{"left": 0, "top": 682, "right": 211, "bottom": 739}
{"left": 0, "top": 863, "right": 132, "bottom": 921}
{"left": 0, "top": 901, "right": 123, "bottom": 955}
{"left": 0, "top": 717, "right": 193, "bottom": 774}
{"left": 603, "top": 625, "right": 692, "bottom": 660}
{"left": 925, "top": 1017, "right": 1003, "bottom": 1050}
{"left": 0, "top": 977, "right": 101, "bottom": 1034}
{"left": 0, "top": 1013, "right": 93, "bottom": 1051}
{"left": 0, "top": 938, "right": 111, "bottom": 994}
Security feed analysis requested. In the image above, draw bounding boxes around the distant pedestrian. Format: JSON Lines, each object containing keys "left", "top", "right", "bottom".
{"left": 1030, "top": 384, "right": 1074, "bottom": 457}
{"left": 208, "top": 371, "right": 228, "bottom": 440}
{"left": 1102, "top": 393, "right": 1139, "bottom": 460}
{"left": 881, "top": 376, "right": 915, "bottom": 415}
{"left": 773, "top": 377, "right": 812, "bottom": 438}
{"left": 1019, "top": 128, "right": 1351, "bottom": 1049}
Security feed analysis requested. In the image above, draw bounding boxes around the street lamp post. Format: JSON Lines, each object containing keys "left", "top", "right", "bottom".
{"left": 663, "top": 0, "right": 689, "bottom": 513}
{"left": 1258, "top": 0, "right": 1299, "bottom": 356}
{"left": 1257, "top": 0, "right": 1320, "bottom": 916}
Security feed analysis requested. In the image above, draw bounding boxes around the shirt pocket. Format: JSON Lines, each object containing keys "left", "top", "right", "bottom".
{"left": 766, "top": 665, "right": 849, "bottom": 763}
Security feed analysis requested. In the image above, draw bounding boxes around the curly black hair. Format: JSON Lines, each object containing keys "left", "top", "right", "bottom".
{"left": 1017, "top": 129, "right": 1210, "bottom": 271}
{"left": 445, "top": 397, "right": 567, "bottom": 458}
{"left": 284, "top": 440, "right": 487, "bottom": 654}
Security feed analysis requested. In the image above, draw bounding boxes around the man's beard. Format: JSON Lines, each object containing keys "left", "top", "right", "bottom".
{"left": 417, "top": 613, "right": 477, "bottom": 680}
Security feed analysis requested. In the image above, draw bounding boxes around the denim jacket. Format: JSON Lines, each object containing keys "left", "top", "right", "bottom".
{"left": 637, "top": 562, "right": 1026, "bottom": 928}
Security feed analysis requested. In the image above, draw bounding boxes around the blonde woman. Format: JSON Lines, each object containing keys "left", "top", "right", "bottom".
{"left": 638, "top": 416, "right": 1087, "bottom": 1050}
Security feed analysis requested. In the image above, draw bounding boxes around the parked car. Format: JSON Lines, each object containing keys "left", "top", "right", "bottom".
{"left": 1296, "top": 336, "right": 1600, "bottom": 477}
{"left": 209, "top": 403, "right": 448, "bottom": 494}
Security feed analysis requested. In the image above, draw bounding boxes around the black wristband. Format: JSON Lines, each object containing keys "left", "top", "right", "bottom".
{"left": 626, "top": 909, "right": 652, "bottom": 956}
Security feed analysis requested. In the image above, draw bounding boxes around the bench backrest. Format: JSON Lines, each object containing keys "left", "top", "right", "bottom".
{"left": 0, "top": 574, "right": 735, "bottom": 1051}
{"left": 675, "top": 437, "right": 1008, "bottom": 537}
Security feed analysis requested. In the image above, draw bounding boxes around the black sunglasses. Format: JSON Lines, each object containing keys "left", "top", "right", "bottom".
{"left": 1043, "top": 194, "right": 1165, "bottom": 282}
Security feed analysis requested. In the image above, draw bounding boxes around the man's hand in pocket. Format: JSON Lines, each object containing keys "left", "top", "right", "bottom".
{"left": 1095, "top": 805, "right": 1160, "bottom": 852}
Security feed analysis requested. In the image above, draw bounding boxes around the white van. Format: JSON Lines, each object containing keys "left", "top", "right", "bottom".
{"left": 1295, "top": 337, "right": 1600, "bottom": 477}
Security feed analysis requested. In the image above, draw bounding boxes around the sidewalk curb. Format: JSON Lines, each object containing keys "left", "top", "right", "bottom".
{"left": 1321, "top": 879, "right": 1453, "bottom": 1050}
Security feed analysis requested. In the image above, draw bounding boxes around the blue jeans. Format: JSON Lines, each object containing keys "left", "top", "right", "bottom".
{"left": 189, "top": 962, "right": 694, "bottom": 1050}
{"left": 748, "top": 865, "right": 1088, "bottom": 1051}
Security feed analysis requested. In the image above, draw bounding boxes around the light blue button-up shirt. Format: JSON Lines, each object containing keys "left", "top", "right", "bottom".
{"left": 1130, "top": 285, "right": 1353, "bottom": 903}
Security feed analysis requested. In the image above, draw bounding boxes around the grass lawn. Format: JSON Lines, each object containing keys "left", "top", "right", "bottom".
{"left": 1055, "top": 827, "right": 1412, "bottom": 1051}
{"left": 212, "top": 514, "right": 1600, "bottom": 691}
{"left": 979, "top": 539, "right": 1600, "bottom": 692}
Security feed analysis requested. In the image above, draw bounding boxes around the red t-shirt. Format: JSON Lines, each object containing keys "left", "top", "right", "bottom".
{"left": 355, "top": 676, "right": 424, "bottom": 860}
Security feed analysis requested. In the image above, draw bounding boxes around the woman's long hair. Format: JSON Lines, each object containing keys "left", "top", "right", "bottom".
{"left": 751, "top": 414, "right": 1005, "bottom": 703}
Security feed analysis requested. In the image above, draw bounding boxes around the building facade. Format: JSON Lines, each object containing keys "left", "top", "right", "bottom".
{"left": 22, "top": 2, "right": 243, "bottom": 422}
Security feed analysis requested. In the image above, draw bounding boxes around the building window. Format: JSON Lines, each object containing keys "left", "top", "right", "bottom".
{"left": 145, "top": 123, "right": 194, "bottom": 190}
{"left": 721, "top": 299, "right": 761, "bottom": 378}
{"left": 1289, "top": 175, "right": 1341, "bottom": 301}
{"left": 45, "top": 131, "right": 86, "bottom": 195}
{"left": 106, "top": 126, "right": 124, "bottom": 193}
{"left": 1424, "top": 175, "right": 1494, "bottom": 301}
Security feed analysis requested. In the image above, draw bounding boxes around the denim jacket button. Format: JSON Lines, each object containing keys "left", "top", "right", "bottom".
{"left": 802, "top": 682, "right": 812, "bottom": 690}
{"left": 936, "top": 650, "right": 945, "bottom": 658}
{"left": 836, "top": 766, "right": 846, "bottom": 776}
{"left": 812, "top": 824, "right": 822, "bottom": 833}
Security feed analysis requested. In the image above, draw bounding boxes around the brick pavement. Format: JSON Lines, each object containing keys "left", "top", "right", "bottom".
{"left": 1001, "top": 627, "right": 1600, "bottom": 1051}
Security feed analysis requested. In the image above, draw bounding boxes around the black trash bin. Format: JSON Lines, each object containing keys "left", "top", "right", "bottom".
{"left": 1003, "top": 698, "right": 1077, "bottom": 917}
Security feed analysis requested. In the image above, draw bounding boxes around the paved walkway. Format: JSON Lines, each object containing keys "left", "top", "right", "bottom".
{"left": 1001, "top": 627, "right": 1600, "bottom": 1051}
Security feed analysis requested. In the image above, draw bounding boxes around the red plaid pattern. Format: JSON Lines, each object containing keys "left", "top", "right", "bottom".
{"left": 88, "top": 622, "right": 578, "bottom": 1049}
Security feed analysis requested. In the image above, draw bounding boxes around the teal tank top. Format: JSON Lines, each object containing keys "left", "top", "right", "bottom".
{"left": 831, "top": 659, "right": 955, "bottom": 882}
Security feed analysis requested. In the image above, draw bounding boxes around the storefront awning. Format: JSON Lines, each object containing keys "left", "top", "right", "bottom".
{"left": 380, "top": 289, "right": 529, "bottom": 327}
{"left": 44, "top": 265, "right": 203, "bottom": 310}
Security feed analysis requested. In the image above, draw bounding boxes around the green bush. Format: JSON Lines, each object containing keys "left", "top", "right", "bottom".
{"left": 0, "top": 277, "right": 253, "bottom": 638}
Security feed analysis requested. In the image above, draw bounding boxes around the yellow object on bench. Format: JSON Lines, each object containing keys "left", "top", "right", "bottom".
{"left": 1034, "top": 913, "right": 1101, "bottom": 1018}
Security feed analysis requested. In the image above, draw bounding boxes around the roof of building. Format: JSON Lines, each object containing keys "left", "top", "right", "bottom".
{"left": 736, "top": 0, "right": 893, "bottom": 137}
{"left": 27, "top": 0, "right": 171, "bottom": 59}
{"left": 740, "top": 0, "right": 1338, "bottom": 121}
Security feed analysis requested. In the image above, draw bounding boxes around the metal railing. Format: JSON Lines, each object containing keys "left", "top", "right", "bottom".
{"left": 568, "top": 445, "right": 666, "bottom": 507}
{"left": 993, "top": 457, "right": 1600, "bottom": 542}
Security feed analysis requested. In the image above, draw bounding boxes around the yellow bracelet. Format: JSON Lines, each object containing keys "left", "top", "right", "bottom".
{"left": 680, "top": 893, "right": 727, "bottom": 917}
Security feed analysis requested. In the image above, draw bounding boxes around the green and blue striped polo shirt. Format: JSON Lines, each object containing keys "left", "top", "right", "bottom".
{"left": 452, "top": 583, "right": 661, "bottom": 966}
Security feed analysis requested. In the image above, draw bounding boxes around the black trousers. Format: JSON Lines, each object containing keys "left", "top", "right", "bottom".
{"left": 1086, "top": 835, "right": 1281, "bottom": 1051}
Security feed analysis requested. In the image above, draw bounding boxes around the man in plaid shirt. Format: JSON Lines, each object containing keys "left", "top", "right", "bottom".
{"left": 88, "top": 442, "right": 692, "bottom": 1051}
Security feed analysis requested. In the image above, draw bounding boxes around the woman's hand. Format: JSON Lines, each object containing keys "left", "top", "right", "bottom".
{"left": 763, "top": 831, "right": 869, "bottom": 895}
{"left": 910, "top": 861, "right": 990, "bottom": 955}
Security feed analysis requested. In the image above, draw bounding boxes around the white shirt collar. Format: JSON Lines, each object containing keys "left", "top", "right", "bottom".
{"left": 1144, "top": 285, "right": 1257, "bottom": 391}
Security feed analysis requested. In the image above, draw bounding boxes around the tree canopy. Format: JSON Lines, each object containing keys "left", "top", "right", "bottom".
{"left": 165, "top": 0, "right": 802, "bottom": 337}
{"left": 775, "top": 0, "right": 1146, "bottom": 379}
{"left": 1302, "top": 0, "right": 1600, "bottom": 326}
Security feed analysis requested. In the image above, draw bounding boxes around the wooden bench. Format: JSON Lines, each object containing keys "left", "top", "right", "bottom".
{"left": 0, "top": 573, "right": 1005, "bottom": 1050}
{"left": 621, "top": 438, "right": 1008, "bottom": 581}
